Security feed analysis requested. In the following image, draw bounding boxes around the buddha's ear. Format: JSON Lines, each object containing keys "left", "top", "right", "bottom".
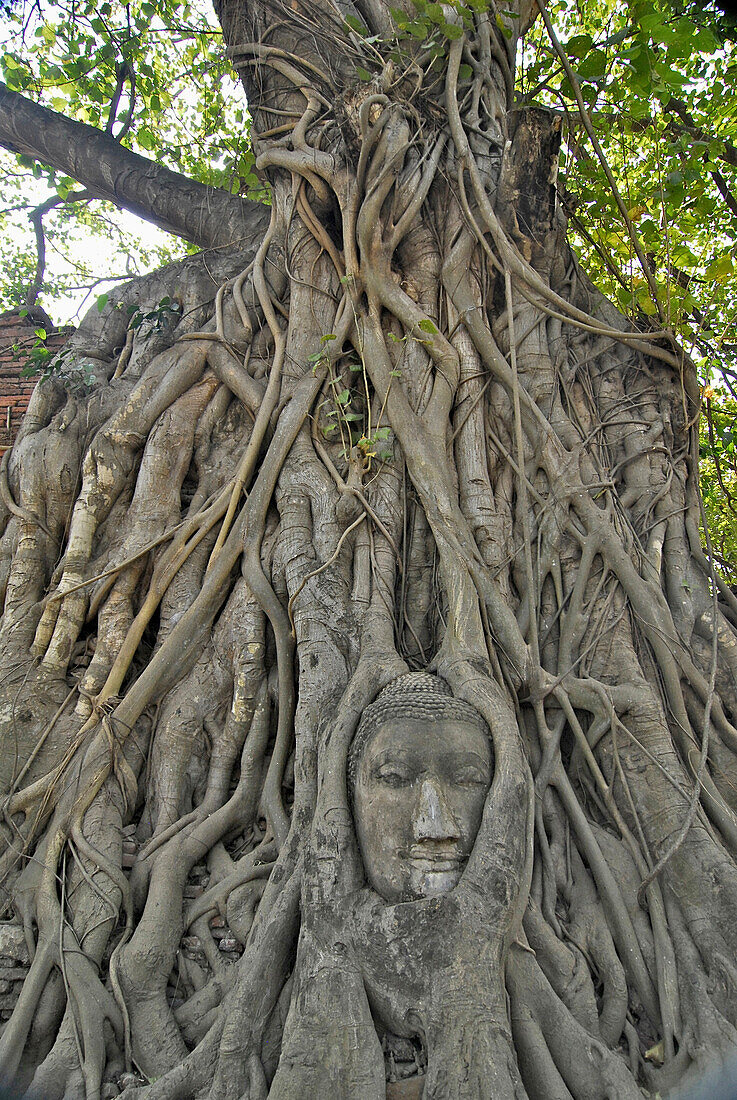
{"left": 309, "top": 655, "right": 407, "bottom": 901}
{"left": 438, "top": 656, "right": 534, "bottom": 943}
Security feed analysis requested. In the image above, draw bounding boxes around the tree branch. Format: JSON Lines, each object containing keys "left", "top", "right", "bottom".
{"left": 664, "top": 95, "right": 737, "bottom": 169}
{"left": 0, "top": 81, "right": 269, "bottom": 251}
{"left": 26, "top": 189, "right": 92, "bottom": 315}
{"left": 106, "top": 61, "right": 136, "bottom": 141}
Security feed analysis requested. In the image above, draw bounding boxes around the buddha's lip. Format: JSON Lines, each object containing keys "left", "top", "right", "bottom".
{"left": 407, "top": 848, "right": 466, "bottom": 868}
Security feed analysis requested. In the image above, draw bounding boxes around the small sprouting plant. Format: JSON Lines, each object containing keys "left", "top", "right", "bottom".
{"left": 12, "top": 317, "right": 94, "bottom": 389}
{"left": 15, "top": 324, "right": 56, "bottom": 378}
{"left": 123, "top": 295, "right": 182, "bottom": 334}
{"left": 310, "top": 333, "right": 394, "bottom": 468}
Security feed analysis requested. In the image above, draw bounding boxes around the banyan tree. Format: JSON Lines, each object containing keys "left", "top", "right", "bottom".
{"left": 0, "top": 0, "right": 734, "bottom": 1095}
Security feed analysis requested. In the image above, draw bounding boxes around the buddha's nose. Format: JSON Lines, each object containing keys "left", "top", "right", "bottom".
{"left": 413, "top": 778, "right": 461, "bottom": 841}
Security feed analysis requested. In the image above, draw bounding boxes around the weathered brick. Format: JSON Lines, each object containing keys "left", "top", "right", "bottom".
{"left": 0, "top": 312, "right": 73, "bottom": 455}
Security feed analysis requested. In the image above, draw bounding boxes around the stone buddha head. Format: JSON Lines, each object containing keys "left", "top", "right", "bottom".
{"left": 348, "top": 672, "right": 493, "bottom": 903}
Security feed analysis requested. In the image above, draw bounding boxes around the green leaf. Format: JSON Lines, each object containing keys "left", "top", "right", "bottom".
{"left": 96, "top": 294, "right": 108, "bottom": 313}
{"left": 494, "top": 13, "right": 512, "bottom": 37}
{"left": 343, "top": 14, "right": 368, "bottom": 34}
{"left": 635, "top": 8, "right": 665, "bottom": 33}
{"left": 576, "top": 50, "right": 608, "bottom": 80}
{"left": 406, "top": 20, "right": 431, "bottom": 39}
{"left": 418, "top": 318, "right": 438, "bottom": 334}
{"left": 564, "top": 34, "right": 594, "bottom": 58}
{"left": 706, "top": 255, "right": 734, "bottom": 280}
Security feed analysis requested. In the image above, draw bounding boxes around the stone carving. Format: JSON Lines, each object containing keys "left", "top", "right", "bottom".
{"left": 348, "top": 672, "right": 493, "bottom": 903}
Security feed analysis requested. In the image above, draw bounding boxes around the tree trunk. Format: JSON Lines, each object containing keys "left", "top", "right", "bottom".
{"left": 0, "top": 1, "right": 734, "bottom": 1098}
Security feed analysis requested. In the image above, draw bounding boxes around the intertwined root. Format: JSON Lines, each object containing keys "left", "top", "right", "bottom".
{"left": 0, "top": 3, "right": 735, "bottom": 1097}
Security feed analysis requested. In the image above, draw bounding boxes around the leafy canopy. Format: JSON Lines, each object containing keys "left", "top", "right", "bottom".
{"left": 0, "top": 0, "right": 260, "bottom": 314}
{"left": 517, "top": 0, "right": 737, "bottom": 575}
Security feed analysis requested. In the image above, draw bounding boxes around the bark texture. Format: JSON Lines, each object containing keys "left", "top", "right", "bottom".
{"left": 0, "top": 1, "right": 734, "bottom": 1098}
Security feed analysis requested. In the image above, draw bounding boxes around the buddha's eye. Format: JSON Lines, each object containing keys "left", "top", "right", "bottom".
{"left": 453, "top": 767, "right": 489, "bottom": 787}
{"left": 374, "top": 765, "right": 413, "bottom": 787}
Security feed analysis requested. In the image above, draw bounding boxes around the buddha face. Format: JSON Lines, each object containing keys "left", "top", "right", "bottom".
{"left": 353, "top": 716, "right": 492, "bottom": 902}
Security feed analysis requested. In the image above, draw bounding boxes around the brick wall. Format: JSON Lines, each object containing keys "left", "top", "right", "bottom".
{"left": 0, "top": 313, "right": 73, "bottom": 455}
